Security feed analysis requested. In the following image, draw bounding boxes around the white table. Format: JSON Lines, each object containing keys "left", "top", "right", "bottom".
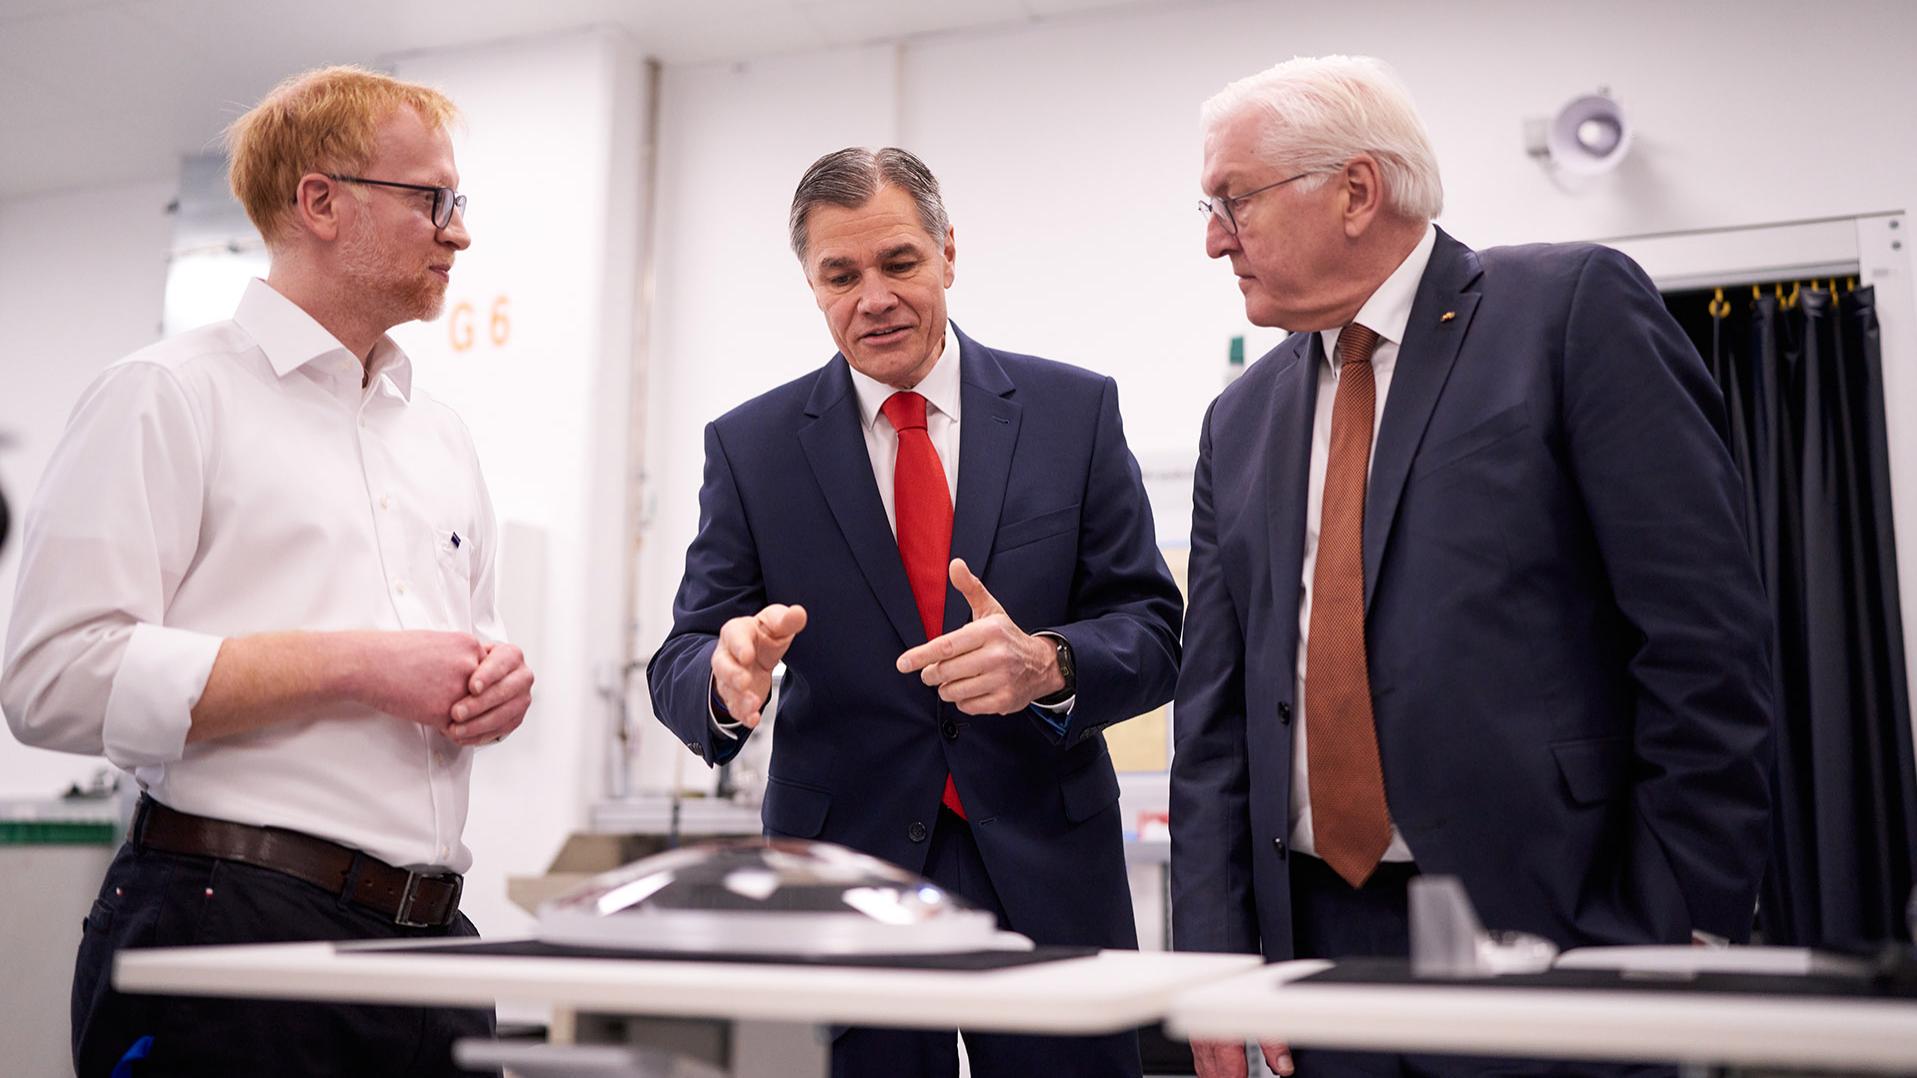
{"left": 1168, "top": 959, "right": 1917, "bottom": 1075}
{"left": 116, "top": 939, "right": 1258, "bottom": 1076}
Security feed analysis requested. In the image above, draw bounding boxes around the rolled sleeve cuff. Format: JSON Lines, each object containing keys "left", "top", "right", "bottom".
{"left": 102, "top": 623, "right": 223, "bottom": 768}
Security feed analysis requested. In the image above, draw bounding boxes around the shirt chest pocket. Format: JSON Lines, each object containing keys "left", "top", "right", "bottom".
{"left": 433, "top": 525, "right": 474, "bottom": 580}
{"left": 425, "top": 515, "right": 477, "bottom": 629}
{"left": 415, "top": 502, "right": 475, "bottom": 625}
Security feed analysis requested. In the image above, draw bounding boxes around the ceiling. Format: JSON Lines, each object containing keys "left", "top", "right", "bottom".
{"left": 0, "top": 0, "right": 1193, "bottom": 200}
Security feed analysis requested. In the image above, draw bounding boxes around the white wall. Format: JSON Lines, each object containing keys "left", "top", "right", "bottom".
{"left": 0, "top": 179, "right": 173, "bottom": 798}
{"left": 388, "top": 27, "right": 647, "bottom": 938}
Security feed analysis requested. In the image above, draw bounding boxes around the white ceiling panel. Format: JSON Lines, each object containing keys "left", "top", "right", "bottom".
{"left": 798, "top": 0, "right": 1028, "bottom": 49}
{"left": 0, "top": 0, "right": 1192, "bottom": 199}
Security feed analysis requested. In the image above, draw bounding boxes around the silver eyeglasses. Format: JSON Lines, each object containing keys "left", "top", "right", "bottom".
{"left": 1198, "top": 169, "right": 1322, "bottom": 234}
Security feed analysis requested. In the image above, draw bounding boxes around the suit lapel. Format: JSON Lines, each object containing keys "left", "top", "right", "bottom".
{"left": 1265, "top": 334, "right": 1320, "bottom": 626}
{"left": 1363, "top": 228, "right": 1484, "bottom": 611}
{"left": 945, "top": 327, "right": 1020, "bottom": 635}
{"left": 797, "top": 356, "right": 927, "bottom": 648}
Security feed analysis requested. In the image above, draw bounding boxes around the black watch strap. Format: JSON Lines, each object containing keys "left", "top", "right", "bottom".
{"left": 1034, "top": 633, "right": 1075, "bottom": 706}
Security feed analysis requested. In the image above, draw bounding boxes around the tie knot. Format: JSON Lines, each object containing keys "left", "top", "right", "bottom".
{"left": 882, "top": 390, "right": 929, "bottom": 433}
{"left": 1338, "top": 322, "right": 1381, "bottom": 367}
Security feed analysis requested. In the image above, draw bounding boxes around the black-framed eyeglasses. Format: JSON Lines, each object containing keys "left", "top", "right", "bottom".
{"left": 1198, "top": 169, "right": 1322, "bottom": 235}
{"left": 327, "top": 174, "right": 467, "bottom": 230}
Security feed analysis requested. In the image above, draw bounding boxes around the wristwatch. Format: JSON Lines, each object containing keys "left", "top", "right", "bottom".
{"left": 1034, "top": 632, "right": 1076, "bottom": 706}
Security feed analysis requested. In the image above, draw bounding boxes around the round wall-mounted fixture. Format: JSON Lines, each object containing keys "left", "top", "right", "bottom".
{"left": 1525, "top": 89, "right": 1632, "bottom": 178}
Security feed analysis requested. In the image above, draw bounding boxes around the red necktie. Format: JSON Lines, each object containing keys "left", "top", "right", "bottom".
{"left": 881, "top": 391, "right": 967, "bottom": 820}
{"left": 1305, "top": 322, "right": 1391, "bottom": 887}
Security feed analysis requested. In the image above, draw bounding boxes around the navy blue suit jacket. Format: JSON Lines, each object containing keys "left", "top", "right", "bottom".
{"left": 650, "top": 327, "right": 1181, "bottom": 950}
{"left": 1170, "top": 230, "right": 1775, "bottom": 960}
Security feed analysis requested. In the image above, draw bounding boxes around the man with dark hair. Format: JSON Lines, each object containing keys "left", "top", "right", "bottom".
{"left": 3, "top": 66, "right": 529, "bottom": 1076}
{"left": 650, "top": 146, "right": 1182, "bottom": 1078}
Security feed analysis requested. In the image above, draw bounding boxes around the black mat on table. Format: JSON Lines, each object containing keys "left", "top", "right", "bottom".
{"left": 350, "top": 938, "right": 1096, "bottom": 971}
{"left": 1297, "top": 957, "right": 1917, "bottom": 999}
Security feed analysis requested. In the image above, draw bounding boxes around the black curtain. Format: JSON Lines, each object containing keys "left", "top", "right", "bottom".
{"left": 1666, "top": 282, "right": 1917, "bottom": 946}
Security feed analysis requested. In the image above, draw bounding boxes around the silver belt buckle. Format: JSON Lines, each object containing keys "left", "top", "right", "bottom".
{"left": 394, "top": 870, "right": 461, "bottom": 928}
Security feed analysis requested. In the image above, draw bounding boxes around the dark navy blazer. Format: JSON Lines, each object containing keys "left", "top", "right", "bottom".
{"left": 1170, "top": 229, "right": 1775, "bottom": 960}
{"left": 650, "top": 326, "right": 1182, "bottom": 950}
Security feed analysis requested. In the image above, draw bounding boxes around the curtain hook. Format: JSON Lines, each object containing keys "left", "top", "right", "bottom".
{"left": 1709, "top": 287, "right": 1731, "bottom": 319}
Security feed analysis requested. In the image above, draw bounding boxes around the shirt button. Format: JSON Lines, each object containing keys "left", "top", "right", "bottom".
{"left": 395, "top": 581, "right": 408, "bottom": 595}
{"left": 380, "top": 494, "right": 391, "bottom": 510}
{"left": 908, "top": 821, "right": 928, "bottom": 843}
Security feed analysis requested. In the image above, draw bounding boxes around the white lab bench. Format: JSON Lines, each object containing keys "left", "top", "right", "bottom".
{"left": 116, "top": 937, "right": 1259, "bottom": 1076}
{"left": 1168, "top": 958, "right": 1917, "bottom": 1075}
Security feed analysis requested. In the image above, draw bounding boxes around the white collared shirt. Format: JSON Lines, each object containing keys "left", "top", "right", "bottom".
{"left": 1, "top": 278, "right": 502, "bottom": 872}
{"left": 1290, "top": 223, "right": 1438, "bottom": 862}
{"left": 845, "top": 321, "right": 962, "bottom": 526}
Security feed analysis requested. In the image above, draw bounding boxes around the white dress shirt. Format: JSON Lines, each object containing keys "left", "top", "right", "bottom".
{"left": 1, "top": 279, "right": 502, "bottom": 872}
{"left": 845, "top": 320, "right": 963, "bottom": 519}
{"left": 1290, "top": 223, "right": 1437, "bottom": 862}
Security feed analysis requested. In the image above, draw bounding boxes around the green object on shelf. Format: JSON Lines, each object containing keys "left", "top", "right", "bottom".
{"left": 0, "top": 819, "right": 119, "bottom": 845}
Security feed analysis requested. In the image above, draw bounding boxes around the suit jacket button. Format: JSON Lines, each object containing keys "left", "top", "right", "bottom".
{"left": 1272, "top": 837, "right": 1288, "bottom": 859}
{"left": 908, "top": 821, "right": 929, "bottom": 843}
{"left": 941, "top": 720, "right": 959, "bottom": 741}
{"left": 1278, "top": 702, "right": 1292, "bottom": 726}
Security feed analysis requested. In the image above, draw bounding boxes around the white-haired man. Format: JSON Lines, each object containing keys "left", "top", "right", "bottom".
{"left": 1170, "top": 55, "right": 1773, "bottom": 1077}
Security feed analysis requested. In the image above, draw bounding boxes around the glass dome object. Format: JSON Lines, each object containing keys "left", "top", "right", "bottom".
{"left": 537, "top": 837, "right": 1025, "bottom": 956}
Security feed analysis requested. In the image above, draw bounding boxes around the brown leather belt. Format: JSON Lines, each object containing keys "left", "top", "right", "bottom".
{"left": 132, "top": 796, "right": 463, "bottom": 928}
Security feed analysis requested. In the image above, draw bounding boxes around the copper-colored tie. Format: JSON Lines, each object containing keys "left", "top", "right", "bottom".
{"left": 1305, "top": 322, "right": 1391, "bottom": 887}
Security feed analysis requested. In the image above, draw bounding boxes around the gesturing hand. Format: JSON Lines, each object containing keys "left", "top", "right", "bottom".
{"left": 895, "top": 559, "right": 1063, "bottom": 715}
{"left": 711, "top": 604, "right": 807, "bottom": 727}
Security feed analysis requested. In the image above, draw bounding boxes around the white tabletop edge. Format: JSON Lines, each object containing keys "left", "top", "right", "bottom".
{"left": 1165, "top": 961, "right": 1917, "bottom": 1073}
{"left": 115, "top": 942, "right": 1262, "bottom": 1036}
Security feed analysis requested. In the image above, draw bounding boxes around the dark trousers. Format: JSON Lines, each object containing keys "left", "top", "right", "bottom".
{"left": 831, "top": 808, "right": 1142, "bottom": 1078}
{"left": 1288, "top": 852, "right": 1673, "bottom": 1078}
{"left": 72, "top": 841, "right": 496, "bottom": 1077}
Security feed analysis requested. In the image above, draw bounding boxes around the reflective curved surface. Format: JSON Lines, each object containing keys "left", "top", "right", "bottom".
{"left": 537, "top": 837, "right": 1022, "bottom": 955}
